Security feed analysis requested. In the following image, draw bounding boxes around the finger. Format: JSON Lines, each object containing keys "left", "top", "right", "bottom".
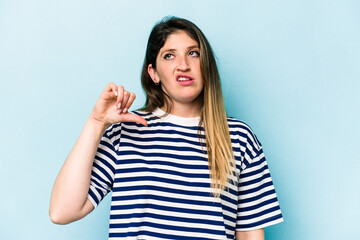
{"left": 123, "top": 92, "right": 136, "bottom": 113}
{"left": 116, "top": 85, "right": 124, "bottom": 112}
{"left": 121, "top": 91, "right": 131, "bottom": 113}
{"left": 122, "top": 113, "right": 148, "bottom": 127}
{"left": 107, "top": 82, "right": 118, "bottom": 97}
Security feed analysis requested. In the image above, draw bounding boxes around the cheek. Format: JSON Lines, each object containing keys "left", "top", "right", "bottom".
{"left": 158, "top": 67, "right": 172, "bottom": 81}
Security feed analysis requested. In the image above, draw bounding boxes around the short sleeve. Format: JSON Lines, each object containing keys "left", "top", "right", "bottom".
{"left": 236, "top": 129, "right": 283, "bottom": 231}
{"left": 87, "top": 124, "right": 120, "bottom": 208}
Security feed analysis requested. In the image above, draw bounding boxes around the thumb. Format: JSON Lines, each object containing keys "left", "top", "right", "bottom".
{"left": 122, "top": 113, "right": 148, "bottom": 127}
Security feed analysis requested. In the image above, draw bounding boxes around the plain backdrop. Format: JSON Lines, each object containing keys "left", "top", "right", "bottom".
{"left": 0, "top": 0, "right": 359, "bottom": 239}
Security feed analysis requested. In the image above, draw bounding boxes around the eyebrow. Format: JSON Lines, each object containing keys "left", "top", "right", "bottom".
{"left": 160, "top": 45, "right": 199, "bottom": 55}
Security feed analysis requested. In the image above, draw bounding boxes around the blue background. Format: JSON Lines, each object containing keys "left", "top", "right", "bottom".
{"left": 0, "top": 0, "right": 359, "bottom": 239}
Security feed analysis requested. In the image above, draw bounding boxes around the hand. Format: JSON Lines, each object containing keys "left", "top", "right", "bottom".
{"left": 90, "top": 82, "right": 147, "bottom": 127}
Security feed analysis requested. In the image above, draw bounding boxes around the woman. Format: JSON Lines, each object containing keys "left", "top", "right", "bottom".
{"left": 50, "top": 17, "right": 283, "bottom": 240}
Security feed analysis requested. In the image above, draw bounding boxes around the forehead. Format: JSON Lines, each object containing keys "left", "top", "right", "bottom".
{"left": 162, "top": 30, "right": 199, "bottom": 49}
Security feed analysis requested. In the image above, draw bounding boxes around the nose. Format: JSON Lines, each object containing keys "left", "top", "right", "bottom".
{"left": 177, "top": 56, "right": 190, "bottom": 71}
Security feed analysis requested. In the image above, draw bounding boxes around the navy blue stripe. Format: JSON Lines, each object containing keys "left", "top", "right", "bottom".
{"left": 104, "top": 124, "right": 121, "bottom": 139}
{"left": 236, "top": 213, "right": 283, "bottom": 229}
{"left": 91, "top": 170, "right": 111, "bottom": 189}
{"left": 229, "top": 130, "right": 247, "bottom": 139}
{"left": 227, "top": 118, "right": 248, "bottom": 127}
{"left": 226, "top": 233, "right": 234, "bottom": 240}
{"left": 109, "top": 211, "right": 224, "bottom": 226}
{"left": 238, "top": 197, "right": 279, "bottom": 212}
{"left": 239, "top": 205, "right": 281, "bottom": 221}
{"left": 239, "top": 189, "right": 276, "bottom": 204}
{"left": 113, "top": 175, "right": 210, "bottom": 188}
{"left": 114, "top": 166, "right": 209, "bottom": 179}
{"left": 240, "top": 158, "right": 251, "bottom": 170}
{"left": 122, "top": 125, "right": 204, "bottom": 139}
{"left": 133, "top": 111, "right": 153, "bottom": 118}
{"left": 110, "top": 203, "right": 222, "bottom": 217}
{"left": 106, "top": 128, "right": 121, "bottom": 140}
{"left": 115, "top": 158, "right": 209, "bottom": 170}
{"left": 231, "top": 138, "right": 245, "bottom": 152}
{"left": 222, "top": 209, "right": 236, "bottom": 222}
{"left": 241, "top": 155, "right": 265, "bottom": 169}
{"left": 240, "top": 173, "right": 271, "bottom": 187}
{"left": 109, "top": 221, "right": 225, "bottom": 235}
{"left": 109, "top": 229, "right": 217, "bottom": 240}
{"left": 116, "top": 150, "right": 207, "bottom": 161}
{"left": 92, "top": 159, "right": 113, "bottom": 182}
{"left": 240, "top": 159, "right": 267, "bottom": 179}
{"left": 113, "top": 184, "right": 212, "bottom": 197}
{"left": 111, "top": 194, "right": 220, "bottom": 209}
{"left": 88, "top": 190, "right": 100, "bottom": 205}
{"left": 227, "top": 119, "right": 262, "bottom": 148}
{"left": 121, "top": 141, "right": 207, "bottom": 155}
{"left": 220, "top": 192, "right": 238, "bottom": 206}
{"left": 91, "top": 178, "right": 112, "bottom": 192}
{"left": 96, "top": 145, "right": 117, "bottom": 165}
{"left": 121, "top": 133, "right": 203, "bottom": 147}
{"left": 240, "top": 181, "right": 273, "bottom": 195}
{"left": 220, "top": 203, "right": 237, "bottom": 217}
{"left": 244, "top": 145, "right": 259, "bottom": 160}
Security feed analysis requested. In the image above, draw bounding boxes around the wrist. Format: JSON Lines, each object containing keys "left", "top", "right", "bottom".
{"left": 88, "top": 114, "right": 111, "bottom": 131}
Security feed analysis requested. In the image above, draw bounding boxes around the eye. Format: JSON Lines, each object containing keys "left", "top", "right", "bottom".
{"left": 189, "top": 50, "right": 200, "bottom": 57}
{"left": 164, "top": 53, "right": 174, "bottom": 60}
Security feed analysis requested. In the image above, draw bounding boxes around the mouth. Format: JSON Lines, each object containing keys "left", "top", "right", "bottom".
{"left": 176, "top": 75, "right": 193, "bottom": 82}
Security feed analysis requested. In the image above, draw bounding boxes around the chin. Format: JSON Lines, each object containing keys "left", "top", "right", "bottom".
{"left": 179, "top": 96, "right": 202, "bottom": 105}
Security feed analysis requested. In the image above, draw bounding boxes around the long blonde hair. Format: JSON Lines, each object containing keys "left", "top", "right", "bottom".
{"left": 140, "top": 17, "right": 236, "bottom": 197}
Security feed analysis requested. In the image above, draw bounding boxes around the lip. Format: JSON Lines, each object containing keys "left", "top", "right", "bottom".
{"left": 176, "top": 74, "right": 194, "bottom": 86}
{"left": 176, "top": 74, "right": 193, "bottom": 81}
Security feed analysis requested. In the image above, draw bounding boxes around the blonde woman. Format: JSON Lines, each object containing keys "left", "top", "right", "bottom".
{"left": 50, "top": 17, "right": 283, "bottom": 240}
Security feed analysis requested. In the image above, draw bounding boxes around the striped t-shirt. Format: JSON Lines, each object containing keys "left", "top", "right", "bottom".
{"left": 88, "top": 108, "right": 283, "bottom": 240}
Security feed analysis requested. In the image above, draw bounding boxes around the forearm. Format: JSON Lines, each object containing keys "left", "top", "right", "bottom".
{"left": 235, "top": 229, "right": 264, "bottom": 240}
{"left": 49, "top": 117, "right": 108, "bottom": 224}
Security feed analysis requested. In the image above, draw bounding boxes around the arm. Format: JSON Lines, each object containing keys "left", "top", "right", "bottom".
{"left": 236, "top": 229, "right": 264, "bottom": 240}
{"left": 49, "top": 83, "right": 147, "bottom": 225}
{"left": 49, "top": 118, "right": 107, "bottom": 224}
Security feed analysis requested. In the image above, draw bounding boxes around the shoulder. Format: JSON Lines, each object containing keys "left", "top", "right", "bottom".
{"left": 102, "top": 123, "right": 122, "bottom": 143}
{"left": 227, "top": 116, "right": 253, "bottom": 132}
{"left": 107, "top": 110, "right": 165, "bottom": 133}
{"left": 227, "top": 116, "right": 262, "bottom": 151}
{"left": 133, "top": 110, "right": 157, "bottom": 120}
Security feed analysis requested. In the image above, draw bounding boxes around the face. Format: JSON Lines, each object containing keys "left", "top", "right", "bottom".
{"left": 148, "top": 30, "right": 204, "bottom": 110}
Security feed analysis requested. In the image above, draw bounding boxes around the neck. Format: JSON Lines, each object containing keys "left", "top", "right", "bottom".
{"left": 161, "top": 102, "right": 201, "bottom": 118}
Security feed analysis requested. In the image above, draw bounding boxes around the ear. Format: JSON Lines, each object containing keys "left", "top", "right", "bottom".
{"left": 148, "top": 64, "right": 160, "bottom": 84}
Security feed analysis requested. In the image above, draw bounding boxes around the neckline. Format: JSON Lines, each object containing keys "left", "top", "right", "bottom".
{"left": 152, "top": 107, "right": 200, "bottom": 126}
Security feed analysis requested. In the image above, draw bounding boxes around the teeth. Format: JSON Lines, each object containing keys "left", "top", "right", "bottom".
{"left": 178, "top": 77, "right": 191, "bottom": 81}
